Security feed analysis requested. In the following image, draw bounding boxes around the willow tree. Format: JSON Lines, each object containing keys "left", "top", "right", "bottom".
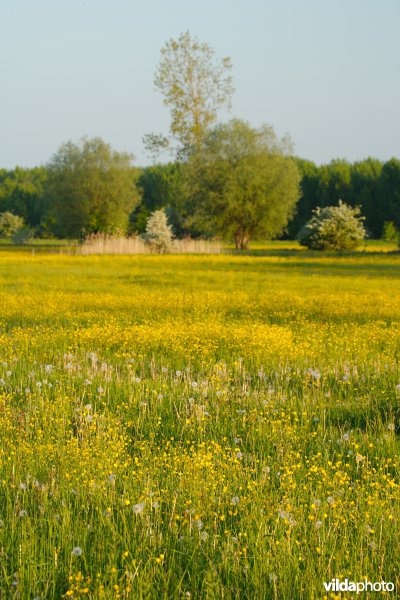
{"left": 185, "top": 119, "right": 300, "bottom": 249}
{"left": 146, "top": 31, "right": 234, "bottom": 157}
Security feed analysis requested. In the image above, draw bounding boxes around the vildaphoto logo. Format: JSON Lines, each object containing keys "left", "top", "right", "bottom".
{"left": 323, "top": 579, "right": 395, "bottom": 594}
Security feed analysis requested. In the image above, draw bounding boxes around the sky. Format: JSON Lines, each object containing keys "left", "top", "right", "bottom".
{"left": 1, "top": 0, "right": 399, "bottom": 168}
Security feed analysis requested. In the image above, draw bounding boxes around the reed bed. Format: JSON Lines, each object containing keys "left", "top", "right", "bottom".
{"left": 79, "top": 234, "right": 222, "bottom": 255}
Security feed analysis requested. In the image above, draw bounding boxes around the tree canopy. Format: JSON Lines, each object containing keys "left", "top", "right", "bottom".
{"left": 43, "top": 137, "right": 140, "bottom": 238}
{"left": 147, "top": 31, "right": 234, "bottom": 157}
{"left": 185, "top": 119, "right": 300, "bottom": 248}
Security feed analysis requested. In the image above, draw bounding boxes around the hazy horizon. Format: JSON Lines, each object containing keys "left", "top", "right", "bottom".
{"left": 1, "top": 0, "right": 399, "bottom": 169}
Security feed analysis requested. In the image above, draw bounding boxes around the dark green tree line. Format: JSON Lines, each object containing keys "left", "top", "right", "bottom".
{"left": 1, "top": 154, "right": 399, "bottom": 241}
{"left": 287, "top": 157, "right": 399, "bottom": 239}
{"left": 0, "top": 167, "right": 47, "bottom": 232}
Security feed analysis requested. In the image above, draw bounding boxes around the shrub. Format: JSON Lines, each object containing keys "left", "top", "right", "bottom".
{"left": 12, "top": 226, "right": 33, "bottom": 245}
{"left": 144, "top": 209, "right": 174, "bottom": 253}
{"left": 0, "top": 212, "right": 25, "bottom": 239}
{"left": 382, "top": 221, "right": 398, "bottom": 243}
{"left": 298, "top": 200, "right": 366, "bottom": 251}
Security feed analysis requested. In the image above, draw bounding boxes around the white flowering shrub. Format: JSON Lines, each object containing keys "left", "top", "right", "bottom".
{"left": 144, "top": 209, "right": 174, "bottom": 253}
{"left": 298, "top": 200, "right": 366, "bottom": 251}
{"left": 0, "top": 212, "right": 25, "bottom": 239}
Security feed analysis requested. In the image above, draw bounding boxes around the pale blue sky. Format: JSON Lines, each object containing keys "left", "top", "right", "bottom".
{"left": 1, "top": 0, "right": 399, "bottom": 168}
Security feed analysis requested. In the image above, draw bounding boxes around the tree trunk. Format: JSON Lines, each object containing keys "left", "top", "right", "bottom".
{"left": 234, "top": 229, "right": 250, "bottom": 250}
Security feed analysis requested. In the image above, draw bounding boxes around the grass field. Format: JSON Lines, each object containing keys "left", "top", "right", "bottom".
{"left": 0, "top": 250, "right": 399, "bottom": 598}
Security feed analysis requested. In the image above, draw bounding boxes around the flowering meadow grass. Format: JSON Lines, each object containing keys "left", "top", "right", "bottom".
{"left": 0, "top": 251, "right": 399, "bottom": 598}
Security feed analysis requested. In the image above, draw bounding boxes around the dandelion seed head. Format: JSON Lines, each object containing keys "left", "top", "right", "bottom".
{"left": 133, "top": 503, "right": 144, "bottom": 514}
{"left": 307, "top": 368, "right": 321, "bottom": 380}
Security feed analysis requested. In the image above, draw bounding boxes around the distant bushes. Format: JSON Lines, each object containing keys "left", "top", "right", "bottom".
{"left": 0, "top": 211, "right": 33, "bottom": 244}
{"left": 298, "top": 201, "right": 366, "bottom": 251}
{"left": 11, "top": 226, "right": 33, "bottom": 245}
{"left": 0, "top": 211, "right": 25, "bottom": 238}
{"left": 382, "top": 221, "right": 399, "bottom": 244}
{"left": 289, "top": 157, "right": 400, "bottom": 240}
{"left": 2, "top": 149, "right": 400, "bottom": 246}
